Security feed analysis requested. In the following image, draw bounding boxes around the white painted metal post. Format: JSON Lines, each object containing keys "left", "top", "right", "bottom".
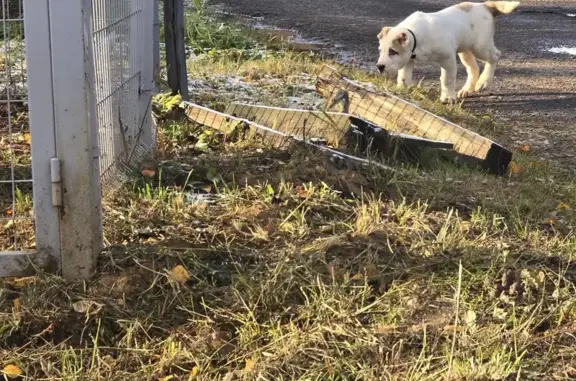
{"left": 22, "top": 0, "right": 62, "bottom": 273}
{"left": 48, "top": 0, "right": 103, "bottom": 280}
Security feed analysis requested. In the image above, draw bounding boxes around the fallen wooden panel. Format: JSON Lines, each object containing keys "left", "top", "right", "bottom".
{"left": 225, "top": 102, "right": 351, "bottom": 147}
{"left": 183, "top": 101, "right": 396, "bottom": 172}
{"left": 315, "top": 65, "right": 513, "bottom": 175}
{"left": 224, "top": 102, "right": 454, "bottom": 158}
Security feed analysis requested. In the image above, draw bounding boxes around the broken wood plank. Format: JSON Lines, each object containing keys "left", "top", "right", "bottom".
{"left": 182, "top": 101, "right": 396, "bottom": 172}
{"left": 225, "top": 103, "right": 351, "bottom": 147}
{"left": 315, "top": 65, "right": 512, "bottom": 176}
{"left": 225, "top": 103, "right": 454, "bottom": 159}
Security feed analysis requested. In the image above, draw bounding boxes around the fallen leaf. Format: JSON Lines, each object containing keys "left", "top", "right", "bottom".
{"left": 510, "top": 162, "right": 522, "bottom": 174}
{"left": 8, "top": 276, "right": 36, "bottom": 288}
{"left": 244, "top": 358, "right": 256, "bottom": 372}
{"left": 159, "top": 376, "right": 174, "bottom": 381}
{"left": 4, "top": 208, "right": 12, "bottom": 216}
{"left": 72, "top": 300, "right": 104, "bottom": 315}
{"left": 528, "top": 161, "right": 547, "bottom": 168}
{"left": 12, "top": 298, "right": 21, "bottom": 315}
{"left": 557, "top": 202, "right": 569, "bottom": 210}
{"left": 141, "top": 169, "right": 156, "bottom": 178}
{"left": 544, "top": 218, "right": 556, "bottom": 226}
{"left": 463, "top": 309, "right": 477, "bottom": 326}
{"left": 263, "top": 222, "right": 276, "bottom": 235}
{"left": 296, "top": 185, "right": 307, "bottom": 198}
{"left": 2, "top": 364, "right": 23, "bottom": 378}
{"left": 4, "top": 219, "right": 15, "bottom": 230}
{"left": 188, "top": 366, "right": 200, "bottom": 379}
{"left": 519, "top": 144, "right": 530, "bottom": 152}
{"left": 168, "top": 264, "right": 191, "bottom": 284}
{"left": 24, "top": 133, "right": 31, "bottom": 145}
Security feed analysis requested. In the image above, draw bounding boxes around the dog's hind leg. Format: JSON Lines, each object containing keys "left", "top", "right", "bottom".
{"left": 474, "top": 45, "right": 501, "bottom": 92}
{"left": 457, "top": 51, "right": 479, "bottom": 98}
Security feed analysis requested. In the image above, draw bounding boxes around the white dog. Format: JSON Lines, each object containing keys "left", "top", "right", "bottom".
{"left": 376, "top": 1, "right": 520, "bottom": 103}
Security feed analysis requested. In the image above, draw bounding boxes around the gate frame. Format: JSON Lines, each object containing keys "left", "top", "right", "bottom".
{"left": 23, "top": 0, "right": 103, "bottom": 280}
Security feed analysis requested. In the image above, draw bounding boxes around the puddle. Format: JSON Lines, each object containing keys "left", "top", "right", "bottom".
{"left": 547, "top": 46, "right": 576, "bottom": 56}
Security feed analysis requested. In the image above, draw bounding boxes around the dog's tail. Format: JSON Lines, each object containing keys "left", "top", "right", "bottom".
{"left": 484, "top": 1, "right": 520, "bottom": 16}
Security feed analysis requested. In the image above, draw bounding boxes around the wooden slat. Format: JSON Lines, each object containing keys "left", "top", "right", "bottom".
{"left": 316, "top": 65, "right": 512, "bottom": 175}
{"left": 226, "top": 103, "right": 454, "bottom": 151}
{"left": 183, "top": 101, "right": 396, "bottom": 172}
{"left": 225, "top": 103, "right": 351, "bottom": 146}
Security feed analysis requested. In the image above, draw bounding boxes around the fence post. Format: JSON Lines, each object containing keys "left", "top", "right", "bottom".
{"left": 47, "top": 0, "right": 103, "bottom": 280}
{"left": 153, "top": 0, "right": 161, "bottom": 87}
{"left": 163, "top": 0, "right": 189, "bottom": 100}
{"left": 23, "top": 0, "right": 62, "bottom": 271}
{"left": 137, "top": 0, "right": 156, "bottom": 149}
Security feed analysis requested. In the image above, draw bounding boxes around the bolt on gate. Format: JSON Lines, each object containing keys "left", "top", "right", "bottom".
{"left": 0, "top": 0, "right": 158, "bottom": 280}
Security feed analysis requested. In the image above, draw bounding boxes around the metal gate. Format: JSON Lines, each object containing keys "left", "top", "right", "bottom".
{"left": 0, "top": 0, "right": 156, "bottom": 280}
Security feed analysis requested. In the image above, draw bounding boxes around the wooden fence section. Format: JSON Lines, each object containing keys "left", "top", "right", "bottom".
{"left": 316, "top": 66, "right": 512, "bottom": 175}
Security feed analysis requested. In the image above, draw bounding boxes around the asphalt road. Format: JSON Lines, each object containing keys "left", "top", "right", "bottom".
{"left": 213, "top": 0, "right": 576, "bottom": 166}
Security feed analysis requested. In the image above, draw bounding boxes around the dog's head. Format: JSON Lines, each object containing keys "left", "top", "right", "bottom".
{"left": 376, "top": 26, "right": 413, "bottom": 76}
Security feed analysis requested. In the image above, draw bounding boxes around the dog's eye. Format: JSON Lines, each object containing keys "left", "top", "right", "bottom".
{"left": 389, "top": 49, "right": 398, "bottom": 56}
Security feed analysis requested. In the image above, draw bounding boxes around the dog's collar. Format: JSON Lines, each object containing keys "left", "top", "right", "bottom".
{"left": 407, "top": 29, "right": 417, "bottom": 59}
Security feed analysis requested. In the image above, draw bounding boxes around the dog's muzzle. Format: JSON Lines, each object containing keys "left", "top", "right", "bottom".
{"left": 376, "top": 64, "right": 385, "bottom": 74}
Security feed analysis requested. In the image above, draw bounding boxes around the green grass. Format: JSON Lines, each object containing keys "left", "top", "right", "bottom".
{"left": 1, "top": 3, "right": 576, "bottom": 380}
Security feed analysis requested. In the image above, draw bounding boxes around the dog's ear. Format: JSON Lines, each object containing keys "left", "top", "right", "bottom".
{"left": 393, "top": 32, "right": 409, "bottom": 47}
{"left": 377, "top": 26, "right": 392, "bottom": 39}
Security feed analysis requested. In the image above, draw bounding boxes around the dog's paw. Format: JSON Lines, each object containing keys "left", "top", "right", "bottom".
{"left": 397, "top": 79, "right": 413, "bottom": 89}
{"left": 440, "top": 94, "right": 457, "bottom": 105}
{"left": 457, "top": 88, "right": 474, "bottom": 99}
{"left": 475, "top": 79, "right": 490, "bottom": 92}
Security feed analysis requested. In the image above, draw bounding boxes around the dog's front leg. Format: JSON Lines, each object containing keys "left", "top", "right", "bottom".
{"left": 397, "top": 60, "right": 415, "bottom": 88}
{"left": 439, "top": 56, "right": 457, "bottom": 104}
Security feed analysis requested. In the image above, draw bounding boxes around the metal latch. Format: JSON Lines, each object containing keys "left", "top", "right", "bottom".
{"left": 50, "top": 158, "right": 63, "bottom": 207}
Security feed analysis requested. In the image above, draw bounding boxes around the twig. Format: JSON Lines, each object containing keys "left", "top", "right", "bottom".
{"left": 448, "top": 260, "right": 463, "bottom": 377}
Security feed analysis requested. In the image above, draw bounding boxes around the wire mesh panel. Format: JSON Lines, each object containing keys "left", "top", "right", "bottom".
{"left": 0, "top": 0, "right": 35, "bottom": 254}
{"left": 91, "top": 0, "right": 155, "bottom": 186}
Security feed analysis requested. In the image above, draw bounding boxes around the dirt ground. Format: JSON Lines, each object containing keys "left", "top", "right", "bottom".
{"left": 211, "top": 0, "right": 576, "bottom": 169}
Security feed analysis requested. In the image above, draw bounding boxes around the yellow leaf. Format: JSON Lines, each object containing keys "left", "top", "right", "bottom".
{"left": 189, "top": 366, "right": 200, "bottom": 379}
{"left": 510, "top": 162, "right": 522, "bottom": 174}
{"left": 24, "top": 133, "right": 31, "bottom": 145}
{"left": 159, "top": 376, "right": 174, "bottom": 381}
{"left": 244, "top": 358, "right": 256, "bottom": 372}
{"left": 8, "top": 276, "right": 36, "bottom": 288}
{"left": 169, "top": 264, "right": 191, "bottom": 284}
{"left": 2, "top": 364, "right": 23, "bottom": 378}
{"left": 557, "top": 202, "right": 569, "bottom": 210}
{"left": 519, "top": 144, "right": 530, "bottom": 152}
{"left": 12, "top": 298, "right": 21, "bottom": 314}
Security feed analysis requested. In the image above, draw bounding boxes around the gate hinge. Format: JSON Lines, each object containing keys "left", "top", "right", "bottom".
{"left": 50, "top": 158, "right": 63, "bottom": 208}
{"left": 139, "top": 82, "right": 155, "bottom": 93}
